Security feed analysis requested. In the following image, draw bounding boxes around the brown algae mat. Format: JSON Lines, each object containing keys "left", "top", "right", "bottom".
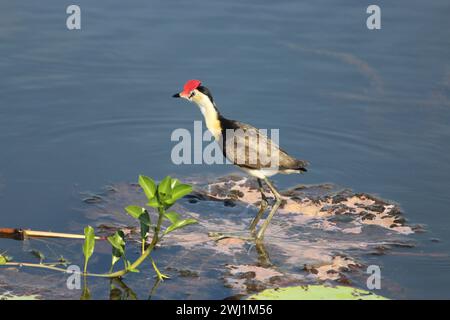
{"left": 1, "top": 173, "right": 424, "bottom": 299}
{"left": 81, "top": 173, "right": 421, "bottom": 298}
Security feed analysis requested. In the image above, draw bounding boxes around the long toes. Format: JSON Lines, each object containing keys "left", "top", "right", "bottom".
{"left": 208, "top": 231, "right": 253, "bottom": 242}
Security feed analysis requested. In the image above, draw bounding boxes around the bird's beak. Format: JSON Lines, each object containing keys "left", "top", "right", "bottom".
{"left": 172, "top": 93, "right": 181, "bottom": 98}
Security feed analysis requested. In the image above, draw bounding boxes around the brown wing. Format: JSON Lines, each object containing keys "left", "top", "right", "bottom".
{"left": 221, "top": 120, "right": 307, "bottom": 171}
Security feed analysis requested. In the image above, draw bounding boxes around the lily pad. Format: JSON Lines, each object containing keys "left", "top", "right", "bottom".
{"left": 247, "top": 285, "right": 388, "bottom": 300}
{"left": 0, "top": 292, "right": 41, "bottom": 300}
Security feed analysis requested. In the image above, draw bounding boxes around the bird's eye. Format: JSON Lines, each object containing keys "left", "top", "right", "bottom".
{"left": 189, "top": 91, "right": 195, "bottom": 98}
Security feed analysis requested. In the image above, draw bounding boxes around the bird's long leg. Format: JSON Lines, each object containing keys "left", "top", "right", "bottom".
{"left": 255, "top": 241, "right": 272, "bottom": 267}
{"left": 256, "top": 177, "right": 283, "bottom": 241}
{"left": 208, "top": 179, "right": 267, "bottom": 242}
{"left": 249, "top": 179, "right": 269, "bottom": 232}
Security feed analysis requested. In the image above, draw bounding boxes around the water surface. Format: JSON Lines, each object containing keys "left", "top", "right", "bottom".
{"left": 1, "top": 0, "right": 450, "bottom": 299}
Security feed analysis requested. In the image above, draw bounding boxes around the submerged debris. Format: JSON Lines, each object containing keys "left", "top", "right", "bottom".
{"left": 303, "top": 255, "right": 361, "bottom": 282}
{"left": 223, "top": 264, "right": 302, "bottom": 293}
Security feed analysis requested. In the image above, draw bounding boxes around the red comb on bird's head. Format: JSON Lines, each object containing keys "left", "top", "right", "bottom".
{"left": 181, "top": 79, "right": 202, "bottom": 96}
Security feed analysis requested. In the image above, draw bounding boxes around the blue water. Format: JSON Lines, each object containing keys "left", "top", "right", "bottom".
{"left": 1, "top": 0, "right": 450, "bottom": 298}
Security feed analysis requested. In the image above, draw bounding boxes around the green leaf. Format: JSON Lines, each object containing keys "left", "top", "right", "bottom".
{"left": 171, "top": 184, "right": 192, "bottom": 201}
{"left": 162, "top": 197, "right": 176, "bottom": 207}
{"left": 111, "top": 255, "right": 121, "bottom": 269}
{"left": 138, "top": 211, "right": 151, "bottom": 226}
{"left": 158, "top": 176, "right": 172, "bottom": 198}
{"left": 107, "top": 231, "right": 125, "bottom": 255}
{"left": 82, "top": 226, "right": 96, "bottom": 273}
{"left": 247, "top": 285, "right": 388, "bottom": 300}
{"left": 139, "top": 211, "right": 151, "bottom": 240}
{"left": 108, "top": 230, "right": 126, "bottom": 271}
{"left": 125, "top": 205, "right": 144, "bottom": 219}
{"left": 58, "top": 256, "right": 69, "bottom": 266}
{"left": 170, "top": 178, "right": 180, "bottom": 189}
{"left": 30, "top": 250, "right": 45, "bottom": 263}
{"left": 0, "top": 253, "right": 12, "bottom": 265}
{"left": 125, "top": 260, "right": 140, "bottom": 273}
{"left": 124, "top": 206, "right": 151, "bottom": 241}
{"left": 128, "top": 268, "right": 140, "bottom": 273}
{"left": 138, "top": 175, "right": 157, "bottom": 200}
{"left": 147, "top": 197, "right": 160, "bottom": 208}
{"left": 164, "top": 218, "right": 197, "bottom": 235}
{"left": 164, "top": 211, "right": 180, "bottom": 224}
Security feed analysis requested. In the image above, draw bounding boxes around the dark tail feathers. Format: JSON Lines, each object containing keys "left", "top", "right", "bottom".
{"left": 295, "top": 159, "right": 309, "bottom": 172}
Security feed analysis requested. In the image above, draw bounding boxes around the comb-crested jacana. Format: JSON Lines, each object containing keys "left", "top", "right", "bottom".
{"left": 173, "top": 80, "right": 308, "bottom": 241}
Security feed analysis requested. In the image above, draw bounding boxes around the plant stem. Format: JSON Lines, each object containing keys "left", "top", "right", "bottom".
{"left": 100, "top": 207, "right": 165, "bottom": 278}
{"left": 2, "top": 262, "right": 111, "bottom": 278}
{"left": 0, "top": 228, "right": 105, "bottom": 241}
{"left": 153, "top": 208, "right": 165, "bottom": 245}
{"left": 2, "top": 249, "right": 157, "bottom": 278}
{"left": 1, "top": 209, "right": 166, "bottom": 279}
{"left": 3, "top": 262, "right": 71, "bottom": 273}
{"left": 1, "top": 207, "right": 168, "bottom": 279}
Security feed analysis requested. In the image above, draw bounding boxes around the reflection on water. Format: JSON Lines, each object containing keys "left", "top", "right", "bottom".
{"left": 1, "top": 0, "right": 450, "bottom": 298}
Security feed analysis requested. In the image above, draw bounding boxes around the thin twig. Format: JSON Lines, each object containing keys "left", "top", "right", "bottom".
{"left": 0, "top": 228, "right": 105, "bottom": 241}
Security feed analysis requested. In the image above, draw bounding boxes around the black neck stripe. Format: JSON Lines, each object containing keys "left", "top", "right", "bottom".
{"left": 197, "top": 86, "right": 214, "bottom": 104}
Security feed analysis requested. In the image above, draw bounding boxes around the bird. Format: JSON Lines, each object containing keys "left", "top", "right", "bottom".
{"left": 173, "top": 79, "right": 308, "bottom": 241}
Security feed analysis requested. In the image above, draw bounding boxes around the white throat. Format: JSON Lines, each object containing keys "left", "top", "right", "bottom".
{"left": 192, "top": 94, "right": 222, "bottom": 140}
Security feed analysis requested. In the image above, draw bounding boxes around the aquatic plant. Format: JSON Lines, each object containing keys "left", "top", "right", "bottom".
{"left": 0, "top": 292, "right": 41, "bottom": 300}
{"left": 247, "top": 285, "right": 388, "bottom": 300}
{"left": 0, "top": 175, "right": 196, "bottom": 281}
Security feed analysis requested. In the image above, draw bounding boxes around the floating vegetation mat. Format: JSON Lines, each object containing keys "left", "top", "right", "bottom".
{"left": 0, "top": 173, "right": 424, "bottom": 299}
